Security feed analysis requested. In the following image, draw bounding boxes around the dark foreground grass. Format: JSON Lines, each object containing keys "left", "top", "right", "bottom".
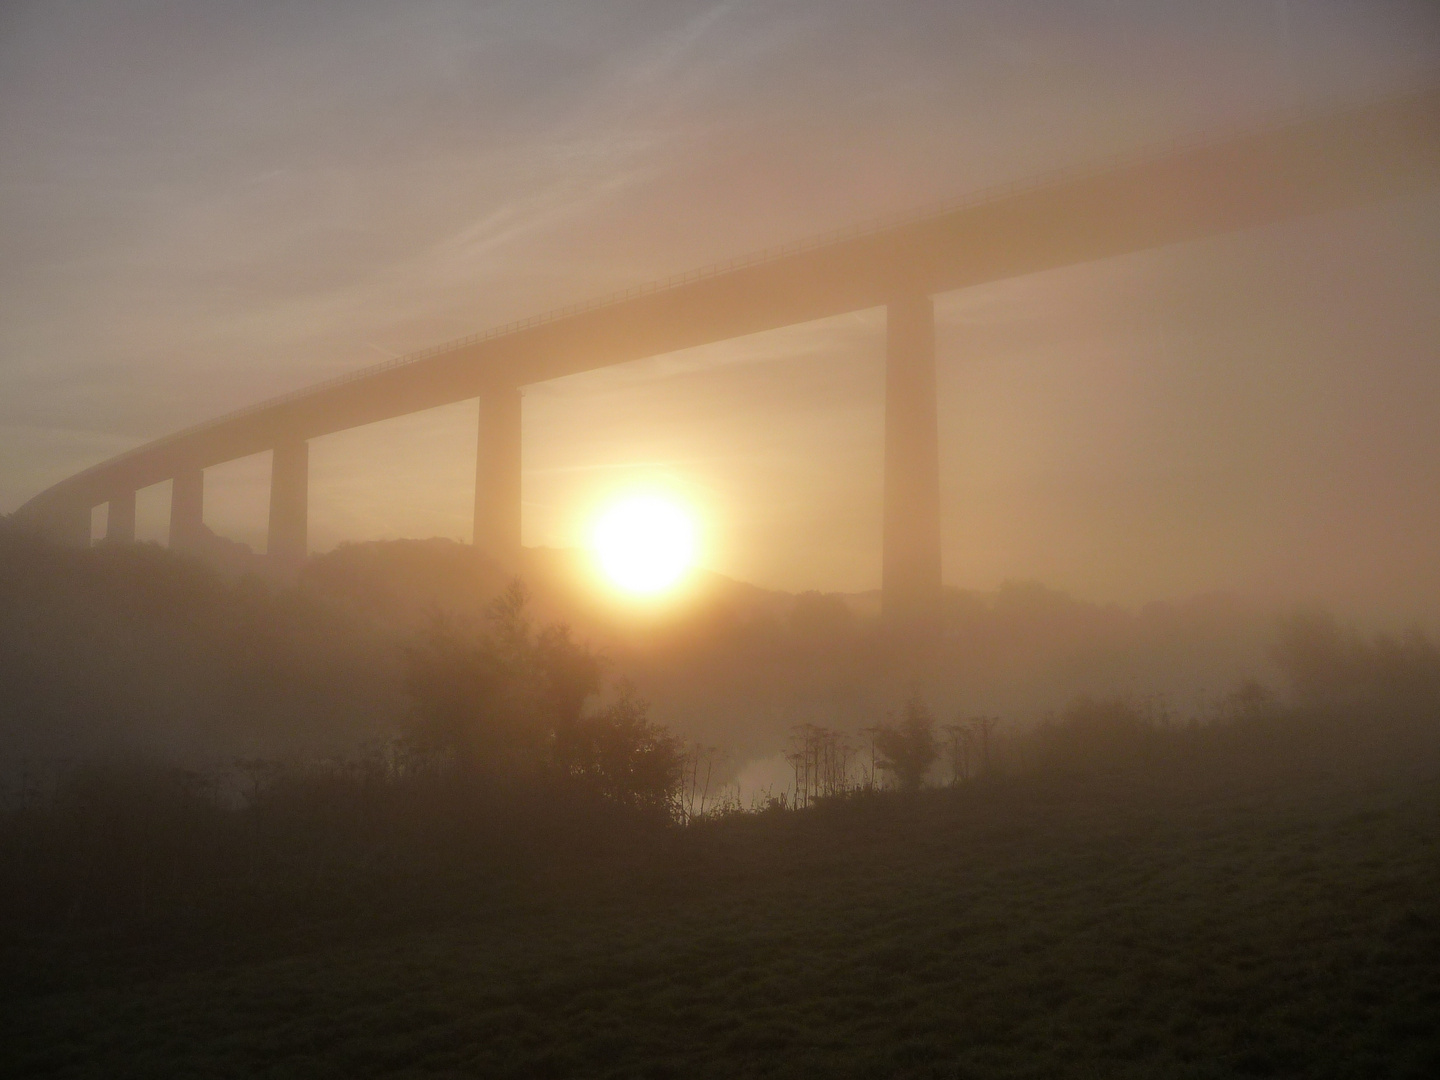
{"left": 4, "top": 769, "right": 1439, "bottom": 1079}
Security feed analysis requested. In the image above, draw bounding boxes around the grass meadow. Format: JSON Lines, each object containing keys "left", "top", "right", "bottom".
{"left": 5, "top": 763, "right": 1438, "bottom": 1079}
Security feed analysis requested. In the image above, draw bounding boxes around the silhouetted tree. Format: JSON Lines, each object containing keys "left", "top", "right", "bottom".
{"left": 1217, "top": 679, "right": 1276, "bottom": 722}
{"left": 1271, "top": 607, "right": 1440, "bottom": 715}
{"left": 535, "top": 621, "right": 605, "bottom": 770}
{"left": 940, "top": 720, "right": 976, "bottom": 785}
{"left": 570, "top": 681, "right": 684, "bottom": 815}
{"left": 402, "top": 579, "right": 683, "bottom": 813}
{"left": 970, "top": 715, "right": 1001, "bottom": 776}
{"left": 403, "top": 610, "right": 527, "bottom": 768}
{"left": 874, "top": 695, "right": 939, "bottom": 792}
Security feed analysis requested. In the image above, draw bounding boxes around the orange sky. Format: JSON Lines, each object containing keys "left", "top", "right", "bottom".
{"left": 2, "top": 1, "right": 1438, "bottom": 623}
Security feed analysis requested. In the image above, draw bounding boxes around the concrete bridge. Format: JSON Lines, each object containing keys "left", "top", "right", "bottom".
{"left": 13, "top": 90, "right": 1439, "bottom": 624}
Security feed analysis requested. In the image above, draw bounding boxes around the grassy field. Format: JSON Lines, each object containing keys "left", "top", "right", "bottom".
{"left": 4, "top": 767, "right": 1439, "bottom": 1079}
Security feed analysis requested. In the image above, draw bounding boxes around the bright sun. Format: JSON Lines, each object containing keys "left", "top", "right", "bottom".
{"left": 591, "top": 493, "right": 697, "bottom": 596}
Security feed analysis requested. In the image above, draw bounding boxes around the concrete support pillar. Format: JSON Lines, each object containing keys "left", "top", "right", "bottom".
{"left": 105, "top": 491, "right": 136, "bottom": 544}
{"left": 169, "top": 467, "right": 204, "bottom": 554}
{"left": 881, "top": 292, "right": 943, "bottom": 629}
{"left": 267, "top": 440, "right": 309, "bottom": 576}
{"left": 474, "top": 385, "right": 522, "bottom": 567}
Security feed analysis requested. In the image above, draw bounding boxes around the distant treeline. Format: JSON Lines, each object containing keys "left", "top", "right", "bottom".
{"left": 2, "top": 515, "right": 1439, "bottom": 937}
{"left": 0, "top": 522, "right": 404, "bottom": 766}
{"left": 1, "top": 524, "right": 1285, "bottom": 775}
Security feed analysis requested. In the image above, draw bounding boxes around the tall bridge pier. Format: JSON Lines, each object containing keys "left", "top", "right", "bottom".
{"left": 474, "top": 385, "right": 522, "bottom": 568}
{"left": 105, "top": 490, "right": 136, "bottom": 543}
{"left": 882, "top": 293, "right": 943, "bottom": 628}
{"left": 268, "top": 441, "right": 309, "bottom": 576}
{"left": 169, "top": 468, "right": 205, "bottom": 555}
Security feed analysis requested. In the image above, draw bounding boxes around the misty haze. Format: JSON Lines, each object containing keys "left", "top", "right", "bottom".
{"left": 3, "top": 3, "right": 1439, "bottom": 1077}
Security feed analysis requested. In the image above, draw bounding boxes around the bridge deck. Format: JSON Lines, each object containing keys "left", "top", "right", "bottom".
{"left": 16, "top": 88, "right": 1439, "bottom": 520}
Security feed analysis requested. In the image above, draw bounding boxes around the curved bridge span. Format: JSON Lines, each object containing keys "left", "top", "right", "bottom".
{"left": 16, "top": 90, "right": 1439, "bottom": 623}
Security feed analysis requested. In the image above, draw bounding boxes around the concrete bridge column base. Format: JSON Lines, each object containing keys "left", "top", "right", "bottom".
{"left": 474, "top": 386, "right": 522, "bottom": 569}
{"left": 881, "top": 291, "right": 943, "bottom": 631}
{"left": 268, "top": 441, "right": 309, "bottom": 577}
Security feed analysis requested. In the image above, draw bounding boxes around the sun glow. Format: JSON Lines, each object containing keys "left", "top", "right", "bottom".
{"left": 591, "top": 493, "right": 698, "bottom": 596}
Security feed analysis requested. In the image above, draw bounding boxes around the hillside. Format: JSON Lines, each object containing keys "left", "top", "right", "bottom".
{"left": 2, "top": 523, "right": 1275, "bottom": 773}
{"left": 278, "top": 538, "right": 1281, "bottom": 767}
{"left": 4, "top": 523, "right": 1439, "bottom": 1076}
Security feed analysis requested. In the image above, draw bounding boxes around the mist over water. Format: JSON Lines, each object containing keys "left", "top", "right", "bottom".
{"left": 0, "top": 525, "right": 1347, "bottom": 782}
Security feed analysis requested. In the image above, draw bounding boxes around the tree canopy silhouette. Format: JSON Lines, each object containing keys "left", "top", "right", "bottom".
{"left": 403, "top": 579, "right": 684, "bottom": 812}
{"left": 874, "top": 694, "right": 939, "bottom": 792}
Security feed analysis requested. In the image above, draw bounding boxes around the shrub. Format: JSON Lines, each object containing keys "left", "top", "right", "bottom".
{"left": 874, "top": 695, "right": 939, "bottom": 791}
{"left": 1031, "top": 694, "right": 1158, "bottom": 774}
{"left": 1272, "top": 608, "right": 1440, "bottom": 718}
{"left": 402, "top": 579, "right": 684, "bottom": 814}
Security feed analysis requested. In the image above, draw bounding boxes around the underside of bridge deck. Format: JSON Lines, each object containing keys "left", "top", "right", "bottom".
{"left": 104, "top": 490, "right": 136, "bottom": 545}
{"left": 10, "top": 90, "right": 1434, "bottom": 629}
{"left": 474, "top": 386, "right": 523, "bottom": 569}
{"left": 268, "top": 441, "right": 309, "bottom": 577}
{"left": 169, "top": 468, "right": 204, "bottom": 556}
{"left": 882, "top": 293, "right": 943, "bottom": 628}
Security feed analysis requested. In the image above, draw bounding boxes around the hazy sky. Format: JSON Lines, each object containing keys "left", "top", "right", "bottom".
{"left": 2, "top": 1, "right": 1437, "bottom": 621}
